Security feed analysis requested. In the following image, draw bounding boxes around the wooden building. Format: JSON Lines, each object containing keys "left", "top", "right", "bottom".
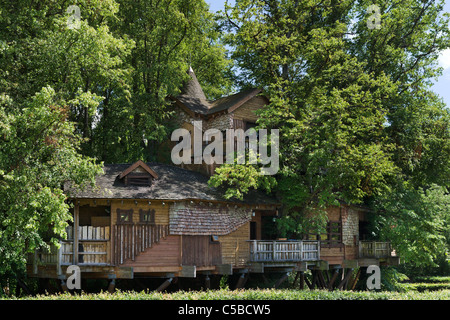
{"left": 26, "top": 68, "right": 399, "bottom": 291}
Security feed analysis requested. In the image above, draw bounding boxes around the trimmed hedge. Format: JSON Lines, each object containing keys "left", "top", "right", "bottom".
{"left": 6, "top": 288, "right": 450, "bottom": 300}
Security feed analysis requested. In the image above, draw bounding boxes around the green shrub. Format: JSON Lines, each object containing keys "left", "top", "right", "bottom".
{"left": 4, "top": 288, "right": 450, "bottom": 301}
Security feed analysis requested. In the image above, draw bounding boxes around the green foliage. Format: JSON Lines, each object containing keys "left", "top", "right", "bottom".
{"left": 0, "top": 87, "right": 102, "bottom": 280}
{"left": 98, "top": 0, "right": 235, "bottom": 163}
{"left": 371, "top": 184, "right": 450, "bottom": 267}
{"left": 211, "top": 0, "right": 450, "bottom": 264}
{"left": 5, "top": 288, "right": 450, "bottom": 300}
{"left": 208, "top": 163, "right": 277, "bottom": 201}
{"left": 0, "top": 0, "right": 234, "bottom": 164}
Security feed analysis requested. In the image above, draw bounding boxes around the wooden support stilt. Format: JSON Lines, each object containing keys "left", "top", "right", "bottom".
{"left": 311, "top": 270, "right": 317, "bottom": 289}
{"left": 350, "top": 268, "right": 361, "bottom": 290}
{"left": 299, "top": 272, "right": 305, "bottom": 290}
{"left": 108, "top": 279, "right": 116, "bottom": 293}
{"left": 304, "top": 274, "right": 313, "bottom": 290}
{"left": 317, "top": 270, "right": 326, "bottom": 289}
{"left": 337, "top": 268, "right": 354, "bottom": 290}
{"left": 293, "top": 272, "right": 300, "bottom": 287}
{"left": 235, "top": 273, "right": 248, "bottom": 289}
{"left": 204, "top": 275, "right": 210, "bottom": 290}
{"left": 328, "top": 269, "right": 340, "bottom": 290}
{"left": 60, "top": 280, "right": 68, "bottom": 292}
{"left": 324, "top": 269, "right": 330, "bottom": 284}
{"left": 156, "top": 278, "right": 173, "bottom": 292}
{"left": 274, "top": 272, "right": 290, "bottom": 289}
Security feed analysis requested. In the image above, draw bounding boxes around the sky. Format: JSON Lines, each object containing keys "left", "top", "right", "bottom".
{"left": 206, "top": 0, "right": 450, "bottom": 108}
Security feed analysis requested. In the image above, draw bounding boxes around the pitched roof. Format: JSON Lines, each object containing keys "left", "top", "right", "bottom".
{"left": 65, "top": 162, "right": 278, "bottom": 205}
{"left": 174, "top": 66, "right": 210, "bottom": 115}
{"left": 170, "top": 67, "right": 266, "bottom": 117}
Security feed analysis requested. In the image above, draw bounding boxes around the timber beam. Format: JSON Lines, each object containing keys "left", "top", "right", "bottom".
{"left": 179, "top": 265, "right": 196, "bottom": 278}
{"left": 309, "top": 260, "right": 329, "bottom": 270}
{"left": 358, "top": 258, "right": 379, "bottom": 267}
{"left": 295, "top": 261, "right": 308, "bottom": 272}
{"left": 215, "top": 264, "right": 233, "bottom": 275}
{"left": 249, "top": 262, "right": 264, "bottom": 273}
{"left": 342, "top": 260, "right": 359, "bottom": 269}
{"left": 380, "top": 257, "right": 400, "bottom": 266}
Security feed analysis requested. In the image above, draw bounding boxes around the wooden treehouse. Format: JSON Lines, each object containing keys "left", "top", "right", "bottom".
{"left": 26, "top": 160, "right": 399, "bottom": 291}
{"left": 27, "top": 67, "right": 399, "bottom": 291}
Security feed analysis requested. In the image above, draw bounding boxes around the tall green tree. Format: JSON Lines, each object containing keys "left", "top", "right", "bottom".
{"left": 94, "top": 0, "right": 235, "bottom": 163}
{"left": 0, "top": 88, "right": 102, "bottom": 284}
{"left": 0, "top": 0, "right": 135, "bottom": 157}
{"left": 213, "top": 0, "right": 450, "bottom": 266}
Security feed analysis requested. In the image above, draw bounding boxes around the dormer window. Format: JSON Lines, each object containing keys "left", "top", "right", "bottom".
{"left": 126, "top": 173, "right": 152, "bottom": 186}
{"left": 118, "top": 160, "right": 159, "bottom": 187}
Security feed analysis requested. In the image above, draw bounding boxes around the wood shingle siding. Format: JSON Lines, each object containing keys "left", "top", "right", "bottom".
{"left": 169, "top": 202, "right": 252, "bottom": 236}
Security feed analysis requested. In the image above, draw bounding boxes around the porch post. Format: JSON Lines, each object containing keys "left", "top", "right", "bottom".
{"left": 74, "top": 201, "right": 79, "bottom": 265}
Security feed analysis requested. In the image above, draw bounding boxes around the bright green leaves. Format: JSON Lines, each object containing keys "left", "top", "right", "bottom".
{"left": 0, "top": 87, "right": 102, "bottom": 277}
{"left": 215, "top": 0, "right": 450, "bottom": 264}
{"left": 372, "top": 184, "right": 450, "bottom": 267}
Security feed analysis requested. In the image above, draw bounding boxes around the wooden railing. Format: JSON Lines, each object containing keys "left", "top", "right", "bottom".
{"left": 29, "top": 226, "right": 111, "bottom": 272}
{"left": 249, "top": 240, "right": 320, "bottom": 262}
{"left": 359, "top": 241, "right": 392, "bottom": 258}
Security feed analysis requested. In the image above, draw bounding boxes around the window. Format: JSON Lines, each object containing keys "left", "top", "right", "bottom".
{"left": 117, "top": 209, "right": 133, "bottom": 224}
{"left": 139, "top": 209, "right": 155, "bottom": 224}
{"left": 324, "top": 221, "right": 342, "bottom": 246}
{"left": 126, "top": 174, "right": 152, "bottom": 186}
{"left": 304, "top": 221, "right": 342, "bottom": 247}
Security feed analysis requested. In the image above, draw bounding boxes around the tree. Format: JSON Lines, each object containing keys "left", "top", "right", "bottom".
{"left": 0, "top": 87, "right": 102, "bottom": 285}
{"left": 94, "top": 0, "right": 235, "bottom": 163}
{"left": 214, "top": 0, "right": 450, "bottom": 265}
{"left": 0, "top": 0, "right": 135, "bottom": 158}
{"left": 371, "top": 184, "right": 450, "bottom": 267}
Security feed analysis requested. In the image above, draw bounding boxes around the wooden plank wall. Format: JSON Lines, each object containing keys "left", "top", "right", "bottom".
{"left": 181, "top": 235, "right": 221, "bottom": 267}
{"left": 218, "top": 224, "right": 250, "bottom": 267}
{"left": 232, "top": 96, "right": 267, "bottom": 122}
{"left": 121, "top": 235, "right": 181, "bottom": 271}
{"left": 111, "top": 200, "right": 169, "bottom": 225}
{"left": 111, "top": 200, "right": 171, "bottom": 268}
{"left": 113, "top": 224, "right": 169, "bottom": 265}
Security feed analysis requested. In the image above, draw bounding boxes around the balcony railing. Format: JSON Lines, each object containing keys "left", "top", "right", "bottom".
{"left": 249, "top": 240, "right": 320, "bottom": 262}
{"left": 359, "top": 241, "right": 392, "bottom": 258}
{"left": 28, "top": 226, "right": 111, "bottom": 273}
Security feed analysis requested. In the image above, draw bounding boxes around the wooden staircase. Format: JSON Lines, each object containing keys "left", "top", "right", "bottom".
{"left": 113, "top": 224, "right": 169, "bottom": 265}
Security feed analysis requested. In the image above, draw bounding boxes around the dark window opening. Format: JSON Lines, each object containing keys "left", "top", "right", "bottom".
{"left": 117, "top": 209, "right": 133, "bottom": 224}
{"left": 304, "top": 221, "right": 342, "bottom": 247}
{"left": 250, "top": 221, "right": 257, "bottom": 240}
{"left": 139, "top": 209, "right": 155, "bottom": 224}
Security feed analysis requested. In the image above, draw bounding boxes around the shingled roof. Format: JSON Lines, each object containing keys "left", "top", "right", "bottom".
{"left": 170, "top": 67, "right": 265, "bottom": 117}
{"left": 65, "top": 162, "right": 278, "bottom": 206}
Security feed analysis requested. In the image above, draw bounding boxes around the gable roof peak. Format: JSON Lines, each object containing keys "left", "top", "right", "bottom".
{"left": 118, "top": 160, "right": 159, "bottom": 180}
